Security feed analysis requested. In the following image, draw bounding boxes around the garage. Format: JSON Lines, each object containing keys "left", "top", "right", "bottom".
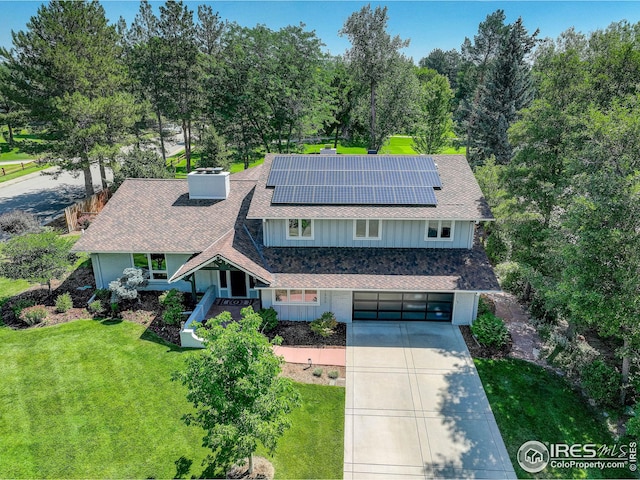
{"left": 352, "top": 291, "right": 454, "bottom": 321}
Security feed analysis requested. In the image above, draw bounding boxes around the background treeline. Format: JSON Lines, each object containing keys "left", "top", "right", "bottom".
{"left": 2, "top": 0, "right": 640, "bottom": 414}
{"left": 0, "top": 1, "right": 540, "bottom": 196}
{"left": 477, "top": 21, "right": 640, "bottom": 413}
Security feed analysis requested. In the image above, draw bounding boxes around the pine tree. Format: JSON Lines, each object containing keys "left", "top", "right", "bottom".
{"left": 470, "top": 18, "right": 538, "bottom": 164}
{"left": 0, "top": 0, "right": 136, "bottom": 196}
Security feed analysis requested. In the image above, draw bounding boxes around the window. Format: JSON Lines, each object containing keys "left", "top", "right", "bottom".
{"left": 425, "top": 220, "right": 454, "bottom": 241}
{"left": 274, "top": 289, "right": 319, "bottom": 304}
{"left": 132, "top": 253, "right": 168, "bottom": 280}
{"left": 287, "top": 219, "right": 313, "bottom": 239}
{"left": 354, "top": 219, "right": 381, "bottom": 240}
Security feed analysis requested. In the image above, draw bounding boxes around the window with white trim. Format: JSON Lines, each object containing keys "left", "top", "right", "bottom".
{"left": 425, "top": 220, "right": 454, "bottom": 241}
{"left": 354, "top": 219, "right": 381, "bottom": 240}
{"left": 274, "top": 288, "right": 319, "bottom": 304}
{"left": 132, "top": 253, "right": 168, "bottom": 280}
{"left": 286, "top": 219, "right": 313, "bottom": 239}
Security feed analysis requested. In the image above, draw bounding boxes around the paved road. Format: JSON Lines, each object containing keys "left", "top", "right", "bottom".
{"left": 0, "top": 138, "right": 185, "bottom": 225}
{"left": 344, "top": 321, "right": 515, "bottom": 479}
{"left": 0, "top": 164, "right": 112, "bottom": 224}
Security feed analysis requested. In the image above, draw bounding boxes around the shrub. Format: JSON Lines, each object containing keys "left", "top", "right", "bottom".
{"left": 471, "top": 313, "right": 509, "bottom": 349}
{"left": 20, "top": 305, "right": 47, "bottom": 325}
{"left": 159, "top": 289, "right": 185, "bottom": 325}
{"left": 626, "top": 404, "right": 640, "bottom": 438}
{"left": 109, "top": 267, "right": 148, "bottom": 303}
{"left": 54, "top": 292, "right": 73, "bottom": 313}
{"left": 88, "top": 300, "right": 105, "bottom": 316}
{"left": 477, "top": 296, "right": 495, "bottom": 317}
{"left": 94, "top": 289, "right": 110, "bottom": 302}
{"left": 258, "top": 307, "right": 278, "bottom": 333}
{"left": 328, "top": 370, "right": 339, "bottom": 379}
{"left": 312, "top": 368, "right": 323, "bottom": 377}
{"left": 0, "top": 210, "right": 41, "bottom": 236}
{"left": 581, "top": 359, "right": 621, "bottom": 408}
{"left": 11, "top": 299, "right": 35, "bottom": 317}
{"left": 495, "top": 261, "right": 526, "bottom": 295}
{"left": 310, "top": 311, "right": 337, "bottom": 338}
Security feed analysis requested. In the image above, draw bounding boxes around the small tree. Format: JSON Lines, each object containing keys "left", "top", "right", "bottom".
{"left": 0, "top": 231, "right": 74, "bottom": 293}
{"left": 174, "top": 307, "right": 300, "bottom": 475}
{"left": 197, "top": 125, "right": 230, "bottom": 171}
{"left": 108, "top": 267, "right": 148, "bottom": 303}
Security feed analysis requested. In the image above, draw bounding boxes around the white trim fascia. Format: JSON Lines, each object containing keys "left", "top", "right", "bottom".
{"left": 253, "top": 215, "right": 495, "bottom": 222}
{"left": 257, "top": 286, "right": 501, "bottom": 294}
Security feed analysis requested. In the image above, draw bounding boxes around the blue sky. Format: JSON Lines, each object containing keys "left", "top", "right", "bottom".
{"left": 2, "top": 1, "right": 640, "bottom": 61}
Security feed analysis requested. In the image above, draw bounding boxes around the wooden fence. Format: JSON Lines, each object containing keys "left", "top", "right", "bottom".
{"left": 64, "top": 189, "right": 111, "bottom": 233}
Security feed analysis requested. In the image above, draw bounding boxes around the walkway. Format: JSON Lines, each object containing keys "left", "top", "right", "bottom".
{"left": 344, "top": 321, "right": 515, "bottom": 479}
{"left": 273, "top": 345, "right": 346, "bottom": 366}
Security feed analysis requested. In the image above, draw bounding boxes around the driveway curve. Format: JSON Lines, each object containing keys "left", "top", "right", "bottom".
{"left": 344, "top": 321, "right": 516, "bottom": 479}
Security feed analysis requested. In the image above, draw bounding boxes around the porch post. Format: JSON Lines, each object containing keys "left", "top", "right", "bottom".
{"left": 187, "top": 274, "right": 197, "bottom": 304}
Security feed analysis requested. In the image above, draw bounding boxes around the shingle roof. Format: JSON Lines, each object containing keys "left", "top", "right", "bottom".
{"left": 72, "top": 170, "right": 262, "bottom": 254}
{"left": 229, "top": 220, "right": 500, "bottom": 292}
{"left": 247, "top": 154, "right": 494, "bottom": 221}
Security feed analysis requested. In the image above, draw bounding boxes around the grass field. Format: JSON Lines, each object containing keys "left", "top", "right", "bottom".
{"left": 0, "top": 277, "right": 31, "bottom": 307}
{"left": 475, "top": 358, "right": 634, "bottom": 479}
{"left": 0, "top": 320, "right": 344, "bottom": 479}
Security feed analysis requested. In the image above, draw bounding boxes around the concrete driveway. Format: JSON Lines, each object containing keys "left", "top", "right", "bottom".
{"left": 344, "top": 321, "right": 516, "bottom": 479}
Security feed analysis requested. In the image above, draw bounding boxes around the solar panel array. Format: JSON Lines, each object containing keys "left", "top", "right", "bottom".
{"left": 267, "top": 155, "right": 442, "bottom": 206}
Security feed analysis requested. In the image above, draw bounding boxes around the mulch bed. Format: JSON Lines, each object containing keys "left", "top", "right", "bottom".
{"left": 266, "top": 321, "right": 346, "bottom": 347}
{"left": 459, "top": 325, "right": 512, "bottom": 359}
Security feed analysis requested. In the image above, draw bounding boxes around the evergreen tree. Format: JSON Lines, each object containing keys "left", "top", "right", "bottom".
{"left": 0, "top": 0, "right": 136, "bottom": 196}
{"left": 470, "top": 18, "right": 538, "bottom": 164}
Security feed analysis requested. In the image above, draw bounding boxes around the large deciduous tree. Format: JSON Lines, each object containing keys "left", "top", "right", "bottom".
{"left": 0, "top": 0, "right": 136, "bottom": 196}
{"left": 413, "top": 68, "right": 454, "bottom": 154}
{"left": 174, "top": 308, "right": 300, "bottom": 475}
{"left": 340, "top": 5, "right": 410, "bottom": 150}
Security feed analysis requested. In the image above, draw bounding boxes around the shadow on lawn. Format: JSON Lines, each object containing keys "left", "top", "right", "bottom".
{"left": 139, "top": 327, "right": 185, "bottom": 353}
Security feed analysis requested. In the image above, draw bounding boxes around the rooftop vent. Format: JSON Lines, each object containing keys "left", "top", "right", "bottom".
{"left": 188, "top": 169, "right": 230, "bottom": 199}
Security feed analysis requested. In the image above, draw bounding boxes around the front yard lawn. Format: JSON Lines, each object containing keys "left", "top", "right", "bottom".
{"left": 0, "top": 320, "right": 344, "bottom": 479}
{"left": 475, "top": 358, "right": 634, "bottom": 479}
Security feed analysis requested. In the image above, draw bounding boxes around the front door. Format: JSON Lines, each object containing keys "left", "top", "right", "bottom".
{"left": 230, "top": 270, "right": 247, "bottom": 297}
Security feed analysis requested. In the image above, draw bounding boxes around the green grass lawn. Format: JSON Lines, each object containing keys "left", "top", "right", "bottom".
{"left": 0, "top": 277, "right": 31, "bottom": 307}
{"left": 475, "top": 358, "right": 634, "bottom": 479}
{"left": 0, "top": 129, "right": 46, "bottom": 161}
{"left": 0, "top": 320, "right": 344, "bottom": 479}
{"left": 0, "top": 162, "right": 49, "bottom": 183}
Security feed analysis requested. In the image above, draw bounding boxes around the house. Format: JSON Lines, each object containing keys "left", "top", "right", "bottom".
{"left": 72, "top": 154, "right": 499, "bottom": 347}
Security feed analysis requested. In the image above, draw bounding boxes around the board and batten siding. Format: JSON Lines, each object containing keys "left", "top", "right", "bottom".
{"left": 91, "top": 253, "right": 195, "bottom": 293}
{"left": 263, "top": 219, "right": 474, "bottom": 248}
{"left": 260, "top": 289, "right": 353, "bottom": 322}
{"left": 452, "top": 292, "right": 479, "bottom": 325}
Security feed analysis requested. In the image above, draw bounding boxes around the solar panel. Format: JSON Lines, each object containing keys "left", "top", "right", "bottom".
{"left": 269, "top": 155, "right": 441, "bottom": 205}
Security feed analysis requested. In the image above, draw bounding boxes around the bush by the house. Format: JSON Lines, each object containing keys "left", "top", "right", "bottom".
{"left": 626, "top": 404, "right": 640, "bottom": 438}
{"left": 258, "top": 307, "right": 278, "bottom": 332}
{"left": 88, "top": 300, "right": 105, "bottom": 316}
{"left": 471, "top": 313, "right": 509, "bottom": 349}
{"left": 477, "top": 296, "right": 495, "bottom": 317}
{"left": 54, "top": 292, "right": 73, "bottom": 313}
{"left": 581, "top": 359, "right": 621, "bottom": 408}
{"left": 109, "top": 267, "right": 148, "bottom": 303}
{"left": 159, "top": 289, "right": 184, "bottom": 325}
{"left": 328, "top": 370, "right": 339, "bottom": 379}
{"left": 310, "top": 311, "right": 337, "bottom": 338}
{"left": 495, "top": 261, "right": 526, "bottom": 295}
{"left": 20, "top": 305, "right": 47, "bottom": 325}
{"left": 313, "top": 368, "right": 323, "bottom": 377}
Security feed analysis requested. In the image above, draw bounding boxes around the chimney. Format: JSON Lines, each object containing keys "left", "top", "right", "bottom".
{"left": 187, "top": 167, "right": 230, "bottom": 200}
